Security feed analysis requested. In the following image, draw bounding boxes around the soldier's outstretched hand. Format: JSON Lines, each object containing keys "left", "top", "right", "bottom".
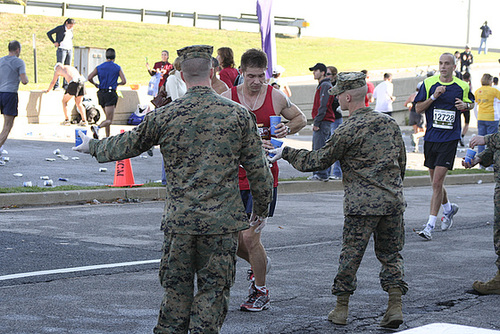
{"left": 72, "top": 130, "right": 92, "bottom": 154}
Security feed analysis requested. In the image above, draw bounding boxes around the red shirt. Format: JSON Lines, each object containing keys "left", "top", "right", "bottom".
{"left": 365, "top": 80, "right": 375, "bottom": 107}
{"left": 153, "top": 61, "right": 174, "bottom": 88}
{"left": 220, "top": 67, "right": 239, "bottom": 88}
{"left": 231, "top": 85, "right": 279, "bottom": 189}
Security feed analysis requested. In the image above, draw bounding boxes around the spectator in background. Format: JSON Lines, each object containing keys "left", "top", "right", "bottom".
{"left": 454, "top": 51, "right": 463, "bottom": 79}
{"left": 146, "top": 50, "right": 173, "bottom": 91}
{"left": 461, "top": 72, "right": 472, "bottom": 147}
{"left": 88, "top": 48, "right": 127, "bottom": 139}
{"left": 269, "top": 65, "right": 292, "bottom": 97}
{"left": 210, "top": 57, "right": 229, "bottom": 95}
{"left": 0, "top": 41, "right": 29, "bottom": 153}
{"left": 373, "top": 73, "right": 395, "bottom": 116}
{"left": 44, "top": 63, "right": 87, "bottom": 126}
{"left": 460, "top": 46, "right": 473, "bottom": 73}
{"left": 361, "top": 69, "right": 375, "bottom": 106}
{"left": 217, "top": 47, "right": 239, "bottom": 88}
{"left": 326, "top": 65, "right": 342, "bottom": 180}
{"left": 166, "top": 57, "right": 187, "bottom": 101}
{"left": 475, "top": 73, "right": 500, "bottom": 170}
{"left": 405, "top": 82, "right": 425, "bottom": 152}
{"left": 493, "top": 77, "right": 500, "bottom": 122}
{"left": 308, "top": 62, "right": 335, "bottom": 182}
{"left": 46, "top": 18, "right": 75, "bottom": 90}
{"left": 479, "top": 21, "right": 492, "bottom": 55}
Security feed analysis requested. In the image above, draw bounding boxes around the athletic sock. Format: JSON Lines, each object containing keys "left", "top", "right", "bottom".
{"left": 426, "top": 215, "right": 437, "bottom": 230}
{"left": 255, "top": 285, "right": 267, "bottom": 292}
{"left": 442, "top": 202, "right": 452, "bottom": 214}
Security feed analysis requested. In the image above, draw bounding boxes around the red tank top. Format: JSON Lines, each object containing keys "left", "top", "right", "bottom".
{"left": 231, "top": 85, "right": 279, "bottom": 189}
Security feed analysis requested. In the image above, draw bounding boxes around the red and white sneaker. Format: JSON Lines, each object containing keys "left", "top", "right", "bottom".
{"left": 240, "top": 286, "right": 270, "bottom": 312}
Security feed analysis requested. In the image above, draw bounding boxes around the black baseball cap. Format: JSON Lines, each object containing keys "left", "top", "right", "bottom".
{"left": 309, "top": 63, "right": 327, "bottom": 72}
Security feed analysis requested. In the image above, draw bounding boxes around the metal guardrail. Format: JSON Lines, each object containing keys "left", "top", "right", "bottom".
{"left": 21, "top": 1, "right": 309, "bottom": 36}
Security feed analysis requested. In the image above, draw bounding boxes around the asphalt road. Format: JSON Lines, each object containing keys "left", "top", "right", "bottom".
{"left": 1, "top": 184, "right": 499, "bottom": 333}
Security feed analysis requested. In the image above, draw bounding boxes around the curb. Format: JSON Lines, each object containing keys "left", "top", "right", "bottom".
{"left": 0, "top": 174, "right": 494, "bottom": 208}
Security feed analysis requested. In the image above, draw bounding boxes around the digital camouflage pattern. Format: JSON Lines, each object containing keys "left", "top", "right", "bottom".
{"left": 282, "top": 107, "right": 407, "bottom": 295}
{"left": 154, "top": 232, "right": 238, "bottom": 334}
{"left": 90, "top": 86, "right": 274, "bottom": 234}
{"left": 177, "top": 45, "right": 213, "bottom": 62}
{"left": 283, "top": 107, "right": 406, "bottom": 216}
{"left": 478, "top": 133, "right": 500, "bottom": 270}
{"left": 333, "top": 214, "right": 408, "bottom": 295}
{"left": 329, "top": 71, "right": 367, "bottom": 96}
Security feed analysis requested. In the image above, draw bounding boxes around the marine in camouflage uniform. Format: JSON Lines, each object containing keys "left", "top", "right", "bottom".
{"left": 469, "top": 133, "right": 500, "bottom": 293}
{"left": 271, "top": 72, "right": 407, "bottom": 328}
{"left": 88, "top": 45, "right": 274, "bottom": 333}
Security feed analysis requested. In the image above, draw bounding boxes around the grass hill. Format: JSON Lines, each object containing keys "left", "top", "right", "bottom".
{"left": 1, "top": 12, "right": 499, "bottom": 90}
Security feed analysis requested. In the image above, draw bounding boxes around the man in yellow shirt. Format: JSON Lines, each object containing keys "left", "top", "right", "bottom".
{"left": 475, "top": 74, "right": 500, "bottom": 164}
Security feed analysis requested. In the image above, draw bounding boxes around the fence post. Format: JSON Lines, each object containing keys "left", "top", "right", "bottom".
{"left": 218, "top": 14, "right": 222, "bottom": 30}
{"left": 24, "top": 3, "right": 27, "bottom": 15}
{"left": 33, "top": 33, "right": 38, "bottom": 83}
{"left": 62, "top": 2, "right": 65, "bottom": 16}
{"left": 101, "top": 5, "right": 105, "bottom": 19}
{"left": 141, "top": 9, "right": 145, "bottom": 22}
{"left": 193, "top": 12, "right": 197, "bottom": 27}
{"left": 167, "top": 10, "right": 171, "bottom": 24}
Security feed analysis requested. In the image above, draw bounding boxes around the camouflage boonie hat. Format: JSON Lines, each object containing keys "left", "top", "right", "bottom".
{"left": 177, "top": 45, "right": 213, "bottom": 63}
{"left": 329, "top": 72, "right": 366, "bottom": 96}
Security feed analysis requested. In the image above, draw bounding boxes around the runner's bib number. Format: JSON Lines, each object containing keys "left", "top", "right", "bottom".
{"left": 433, "top": 109, "right": 455, "bottom": 130}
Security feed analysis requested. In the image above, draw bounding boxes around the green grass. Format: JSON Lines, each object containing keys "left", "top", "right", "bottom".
{"left": 2, "top": 12, "right": 500, "bottom": 91}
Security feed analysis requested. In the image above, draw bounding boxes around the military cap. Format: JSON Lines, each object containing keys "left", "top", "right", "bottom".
{"left": 177, "top": 45, "right": 213, "bottom": 62}
{"left": 329, "top": 72, "right": 366, "bottom": 96}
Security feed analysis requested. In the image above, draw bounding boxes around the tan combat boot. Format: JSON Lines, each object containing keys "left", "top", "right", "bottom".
{"left": 472, "top": 270, "right": 500, "bottom": 295}
{"left": 327, "top": 294, "right": 350, "bottom": 325}
{"left": 380, "top": 288, "right": 403, "bottom": 329}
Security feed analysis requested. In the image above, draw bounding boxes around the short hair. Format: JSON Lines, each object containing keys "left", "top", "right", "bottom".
{"left": 481, "top": 73, "right": 493, "bottom": 86}
{"left": 54, "top": 62, "right": 63, "bottom": 71}
{"left": 384, "top": 73, "right": 392, "bottom": 80}
{"left": 240, "top": 48, "right": 267, "bottom": 72}
{"left": 493, "top": 77, "right": 499, "bottom": 85}
{"left": 181, "top": 58, "right": 211, "bottom": 83}
{"left": 64, "top": 18, "right": 75, "bottom": 25}
{"left": 361, "top": 69, "right": 368, "bottom": 75}
{"left": 463, "top": 72, "right": 471, "bottom": 80}
{"left": 105, "top": 48, "right": 116, "bottom": 60}
{"left": 161, "top": 50, "right": 169, "bottom": 56}
{"left": 217, "top": 47, "right": 235, "bottom": 69}
{"left": 8, "top": 40, "right": 21, "bottom": 52}
{"left": 441, "top": 52, "right": 455, "bottom": 64}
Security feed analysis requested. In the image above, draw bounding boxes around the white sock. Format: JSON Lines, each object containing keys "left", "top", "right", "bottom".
{"left": 442, "top": 202, "right": 452, "bottom": 214}
{"left": 426, "top": 215, "right": 437, "bottom": 230}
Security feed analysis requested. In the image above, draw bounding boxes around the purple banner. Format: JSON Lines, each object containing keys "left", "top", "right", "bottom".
{"left": 256, "top": 0, "right": 276, "bottom": 79}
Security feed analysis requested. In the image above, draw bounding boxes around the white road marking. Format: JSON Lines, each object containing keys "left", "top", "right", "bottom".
{"left": 0, "top": 259, "right": 160, "bottom": 281}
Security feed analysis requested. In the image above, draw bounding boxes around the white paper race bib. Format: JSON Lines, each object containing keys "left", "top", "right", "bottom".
{"left": 433, "top": 109, "right": 455, "bottom": 130}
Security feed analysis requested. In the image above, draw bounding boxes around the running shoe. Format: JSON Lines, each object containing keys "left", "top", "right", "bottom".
{"left": 90, "top": 125, "right": 100, "bottom": 139}
{"left": 414, "top": 227, "right": 432, "bottom": 241}
{"left": 240, "top": 286, "right": 270, "bottom": 312}
{"left": 441, "top": 203, "right": 459, "bottom": 231}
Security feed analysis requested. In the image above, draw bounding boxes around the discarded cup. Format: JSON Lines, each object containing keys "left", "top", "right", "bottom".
{"left": 53, "top": 149, "right": 61, "bottom": 155}
{"left": 23, "top": 181, "right": 33, "bottom": 187}
{"left": 2, "top": 156, "right": 9, "bottom": 162}
{"left": 40, "top": 176, "right": 50, "bottom": 180}
{"left": 465, "top": 148, "right": 476, "bottom": 164}
{"left": 58, "top": 178, "right": 68, "bottom": 182}
{"left": 72, "top": 157, "right": 80, "bottom": 160}
{"left": 99, "top": 168, "right": 107, "bottom": 172}
{"left": 44, "top": 180, "right": 53, "bottom": 186}
{"left": 13, "top": 173, "right": 23, "bottom": 177}
{"left": 45, "top": 158, "right": 56, "bottom": 162}
{"left": 270, "top": 116, "right": 281, "bottom": 136}
{"left": 0, "top": 161, "right": 5, "bottom": 166}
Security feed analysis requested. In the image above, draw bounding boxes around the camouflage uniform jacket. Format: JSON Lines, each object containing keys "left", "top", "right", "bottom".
{"left": 90, "top": 86, "right": 274, "bottom": 234}
{"left": 283, "top": 107, "right": 406, "bottom": 216}
{"left": 480, "top": 133, "right": 500, "bottom": 179}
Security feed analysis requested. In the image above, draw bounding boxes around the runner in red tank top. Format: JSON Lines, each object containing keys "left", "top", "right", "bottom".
{"left": 222, "top": 48, "right": 307, "bottom": 312}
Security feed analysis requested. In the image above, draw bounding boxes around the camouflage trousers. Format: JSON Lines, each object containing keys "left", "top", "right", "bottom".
{"left": 153, "top": 232, "right": 238, "bottom": 334}
{"left": 493, "top": 186, "right": 500, "bottom": 270}
{"left": 332, "top": 214, "right": 408, "bottom": 296}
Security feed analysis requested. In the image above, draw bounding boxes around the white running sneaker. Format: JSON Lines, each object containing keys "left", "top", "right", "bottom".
{"left": 415, "top": 226, "right": 433, "bottom": 241}
{"left": 441, "top": 203, "right": 459, "bottom": 231}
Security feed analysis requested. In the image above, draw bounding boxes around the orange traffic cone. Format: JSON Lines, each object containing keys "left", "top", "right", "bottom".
{"left": 109, "top": 129, "right": 143, "bottom": 187}
{"left": 109, "top": 158, "right": 143, "bottom": 187}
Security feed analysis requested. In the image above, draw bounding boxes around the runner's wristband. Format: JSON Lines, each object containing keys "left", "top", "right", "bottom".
{"left": 430, "top": 94, "right": 437, "bottom": 101}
